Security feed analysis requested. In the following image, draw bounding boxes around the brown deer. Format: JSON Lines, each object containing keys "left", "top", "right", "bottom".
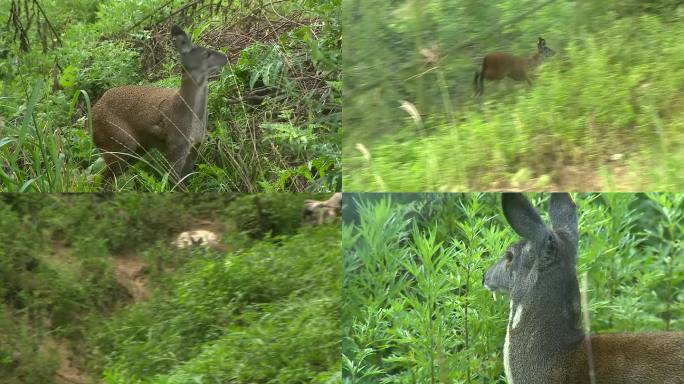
{"left": 474, "top": 37, "right": 555, "bottom": 96}
{"left": 92, "top": 26, "right": 228, "bottom": 190}
{"left": 303, "top": 193, "right": 342, "bottom": 225}
{"left": 484, "top": 193, "right": 684, "bottom": 384}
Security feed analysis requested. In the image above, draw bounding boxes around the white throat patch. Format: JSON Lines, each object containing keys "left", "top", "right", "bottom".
{"left": 504, "top": 300, "right": 515, "bottom": 384}
{"left": 512, "top": 304, "right": 523, "bottom": 329}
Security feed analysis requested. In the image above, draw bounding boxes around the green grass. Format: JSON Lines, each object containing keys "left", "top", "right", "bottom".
{"left": 342, "top": 2, "right": 684, "bottom": 191}
{"left": 342, "top": 193, "right": 684, "bottom": 383}
{"left": 0, "top": 193, "right": 341, "bottom": 383}
{"left": 0, "top": 0, "right": 340, "bottom": 192}
{"left": 98, "top": 225, "right": 341, "bottom": 383}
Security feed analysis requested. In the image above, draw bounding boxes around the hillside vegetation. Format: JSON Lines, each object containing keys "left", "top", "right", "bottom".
{"left": 0, "top": 193, "right": 341, "bottom": 383}
{"left": 0, "top": 0, "right": 340, "bottom": 192}
{"left": 343, "top": 1, "right": 683, "bottom": 191}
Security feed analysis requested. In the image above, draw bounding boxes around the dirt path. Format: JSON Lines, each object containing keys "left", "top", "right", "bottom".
{"left": 39, "top": 251, "right": 152, "bottom": 384}
{"left": 50, "top": 255, "right": 150, "bottom": 383}
{"left": 112, "top": 256, "right": 150, "bottom": 301}
{"left": 42, "top": 336, "right": 94, "bottom": 384}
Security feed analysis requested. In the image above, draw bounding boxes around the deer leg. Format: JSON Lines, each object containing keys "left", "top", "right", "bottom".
{"left": 101, "top": 152, "right": 129, "bottom": 191}
{"left": 524, "top": 74, "right": 533, "bottom": 86}
{"left": 181, "top": 145, "right": 200, "bottom": 179}
{"left": 477, "top": 73, "right": 485, "bottom": 96}
{"left": 166, "top": 138, "right": 191, "bottom": 185}
{"left": 94, "top": 118, "right": 139, "bottom": 190}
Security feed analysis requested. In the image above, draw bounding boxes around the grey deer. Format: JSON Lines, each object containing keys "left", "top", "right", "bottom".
{"left": 92, "top": 25, "right": 228, "bottom": 189}
{"left": 484, "top": 193, "right": 684, "bottom": 384}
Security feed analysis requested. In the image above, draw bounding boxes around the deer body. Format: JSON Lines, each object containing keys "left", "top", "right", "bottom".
{"left": 173, "top": 229, "right": 218, "bottom": 249}
{"left": 474, "top": 37, "right": 555, "bottom": 96}
{"left": 484, "top": 193, "right": 684, "bottom": 384}
{"left": 92, "top": 26, "right": 227, "bottom": 189}
{"left": 303, "top": 192, "right": 342, "bottom": 225}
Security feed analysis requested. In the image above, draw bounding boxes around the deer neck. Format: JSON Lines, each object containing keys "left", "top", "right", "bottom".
{"left": 527, "top": 52, "right": 544, "bottom": 70}
{"left": 504, "top": 280, "right": 584, "bottom": 383}
{"left": 176, "top": 70, "right": 209, "bottom": 140}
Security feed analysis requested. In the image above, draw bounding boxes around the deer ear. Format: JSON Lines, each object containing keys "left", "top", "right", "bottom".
{"left": 171, "top": 26, "right": 192, "bottom": 54}
{"left": 549, "top": 193, "right": 578, "bottom": 244}
{"left": 502, "top": 193, "right": 548, "bottom": 242}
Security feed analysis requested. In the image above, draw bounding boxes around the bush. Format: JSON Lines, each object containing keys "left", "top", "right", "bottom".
{"left": 97, "top": 225, "right": 341, "bottom": 383}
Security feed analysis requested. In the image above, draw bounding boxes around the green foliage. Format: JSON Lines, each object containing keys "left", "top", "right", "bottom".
{"left": 78, "top": 40, "right": 141, "bottom": 95}
{"left": 0, "top": 0, "right": 340, "bottom": 192}
{"left": 343, "top": 193, "right": 684, "bottom": 383}
{"left": 95, "top": 0, "right": 184, "bottom": 34}
{"left": 343, "top": 1, "right": 684, "bottom": 191}
{"left": 96, "top": 225, "right": 341, "bottom": 383}
{"left": 35, "top": 194, "right": 194, "bottom": 252}
{"left": 227, "top": 193, "right": 330, "bottom": 238}
{"left": 0, "top": 193, "right": 340, "bottom": 383}
{"left": 0, "top": 306, "right": 59, "bottom": 384}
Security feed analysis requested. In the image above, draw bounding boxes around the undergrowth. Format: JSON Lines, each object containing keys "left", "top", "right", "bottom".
{"left": 342, "top": 193, "right": 684, "bottom": 383}
{"left": 0, "top": 0, "right": 340, "bottom": 192}
{"left": 343, "top": 1, "right": 683, "bottom": 191}
{"left": 0, "top": 193, "right": 340, "bottom": 383}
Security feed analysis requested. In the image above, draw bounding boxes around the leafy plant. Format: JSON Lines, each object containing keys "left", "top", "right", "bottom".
{"left": 0, "top": 0, "right": 340, "bottom": 192}
{"left": 343, "top": 193, "right": 684, "bottom": 383}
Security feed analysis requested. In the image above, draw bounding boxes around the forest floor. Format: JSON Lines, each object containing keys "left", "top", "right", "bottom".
{"left": 0, "top": 194, "right": 340, "bottom": 383}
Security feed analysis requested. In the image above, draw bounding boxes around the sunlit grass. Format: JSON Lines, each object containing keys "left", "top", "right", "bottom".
{"left": 343, "top": 9, "right": 684, "bottom": 191}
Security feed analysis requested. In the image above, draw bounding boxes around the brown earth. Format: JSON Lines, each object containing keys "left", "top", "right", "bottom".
{"left": 112, "top": 255, "right": 150, "bottom": 302}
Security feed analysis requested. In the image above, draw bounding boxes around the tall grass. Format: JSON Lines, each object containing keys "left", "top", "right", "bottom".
{"left": 343, "top": 1, "right": 684, "bottom": 191}
{"left": 0, "top": 193, "right": 341, "bottom": 383}
{"left": 0, "top": 0, "right": 340, "bottom": 192}
{"left": 343, "top": 193, "right": 684, "bottom": 383}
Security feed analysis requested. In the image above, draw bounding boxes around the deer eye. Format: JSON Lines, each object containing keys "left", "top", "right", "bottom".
{"left": 505, "top": 251, "right": 513, "bottom": 269}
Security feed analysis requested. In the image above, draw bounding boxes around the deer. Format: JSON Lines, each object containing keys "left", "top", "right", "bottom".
{"left": 172, "top": 229, "right": 218, "bottom": 249}
{"left": 474, "top": 37, "right": 555, "bottom": 96}
{"left": 303, "top": 192, "right": 342, "bottom": 225}
{"left": 92, "top": 25, "right": 228, "bottom": 190}
{"left": 483, "top": 193, "right": 684, "bottom": 384}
